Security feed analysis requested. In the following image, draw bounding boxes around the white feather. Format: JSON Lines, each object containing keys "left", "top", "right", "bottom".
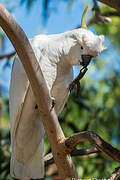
{"left": 9, "top": 28, "right": 106, "bottom": 179}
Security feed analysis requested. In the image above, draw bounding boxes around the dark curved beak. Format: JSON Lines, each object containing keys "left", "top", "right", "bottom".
{"left": 81, "top": 55, "right": 93, "bottom": 67}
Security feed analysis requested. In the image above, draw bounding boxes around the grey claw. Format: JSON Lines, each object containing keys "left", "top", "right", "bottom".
{"left": 50, "top": 98, "right": 56, "bottom": 112}
{"left": 35, "top": 104, "right": 38, "bottom": 109}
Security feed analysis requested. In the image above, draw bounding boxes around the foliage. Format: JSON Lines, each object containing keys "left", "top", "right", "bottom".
{"left": 0, "top": 97, "right": 11, "bottom": 180}
{"left": 0, "top": 0, "right": 120, "bottom": 179}
{"left": 60, "top": 71, "right": 120, "bottom": 178}
{"left": 93, "top": 5, "right": 120, "bottom": 48}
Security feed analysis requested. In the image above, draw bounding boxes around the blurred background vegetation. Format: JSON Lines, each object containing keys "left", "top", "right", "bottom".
{"left": 0, "top": 0, "right": 120, "bottom": 179}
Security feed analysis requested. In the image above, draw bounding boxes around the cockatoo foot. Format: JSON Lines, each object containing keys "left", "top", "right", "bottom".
{"left": 50, "top": 97, "right": 56, "bottom": 112}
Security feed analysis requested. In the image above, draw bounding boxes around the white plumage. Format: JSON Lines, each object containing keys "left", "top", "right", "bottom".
{"left": 9, "top": 28, "right": 106, "bottom": 179}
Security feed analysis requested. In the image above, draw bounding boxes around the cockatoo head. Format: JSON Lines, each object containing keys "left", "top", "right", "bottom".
{"left": 66, "top": 6, "right": 106, "bottom": 67}
{"left": 68, "top": 28, "right": 106, "bottom": 67}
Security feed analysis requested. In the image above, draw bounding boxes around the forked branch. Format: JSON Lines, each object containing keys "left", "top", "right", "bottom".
{"left": 65, "top": 131, "right": 120, "bottom": 162}
{"left": 45, "top": 132, "right": 120, "bottom": 180}
{"left": 45, "top": 130, "right": 120, "bottom": 166}
{"left": 44, "top": 147, "right": 100, "bottom": 166}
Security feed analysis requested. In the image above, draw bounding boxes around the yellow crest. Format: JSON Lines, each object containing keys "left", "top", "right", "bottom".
{"left": 81, "top": 6, "right": 88, "bottom": 29}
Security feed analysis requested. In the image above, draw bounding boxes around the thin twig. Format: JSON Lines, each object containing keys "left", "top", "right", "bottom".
{"left": 87, "top": 15, "right": 111, "bottom": 26}
{"left": 76, "top": 11, "right": 120, "bottom": 28}
{"left": 69, "top": 67, "right": 88, "bottom": 95}
{"left": 89, "top": 0, "right": 111, "bottom": 25}
{"left": 102, "top": 11, "right": 120, "bottom": 17}
{"left": 87, "top": 11, "right": 120, "bottom": 25}
{"left": 93, "top": 0, "right": 100, "bottom": 16}
{"left": 0, "top": 51, "right": 15, "bottom": 60}
{"left": 65, "top": 131, "right": 120, "bottom": 162}
{"left": 76, "top": 4, "right": 120, "bottom": 28}
{"left": 71, "top": 146, "right": 100, "bottom": 156}
{"left": 44, "top": 147, "right": 100, "bottom": 167}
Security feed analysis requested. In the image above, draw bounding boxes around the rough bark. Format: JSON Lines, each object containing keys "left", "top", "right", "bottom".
{"left": 0, "top": 3, "right": 78, "bottom": 179}
{"left": 97, "top": 0, "right": 120, "bottom": 11}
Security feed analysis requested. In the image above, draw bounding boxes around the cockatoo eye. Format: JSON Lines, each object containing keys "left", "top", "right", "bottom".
{"left": 81, "top": 55, "right": 93, "bottom": 67}
{"left": 81, "top": 46, "right": 83, "bottom": 50}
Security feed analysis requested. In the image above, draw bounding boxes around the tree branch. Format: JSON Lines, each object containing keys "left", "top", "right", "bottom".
{"left": 87, "top": 0, "right": 111, "bottom": 26}
{"left": 69, "top": 67, "right": 88, "bottom": 96}
{"left": 44, "top": 145, "right": 120, "bottom": 180}
{"left": 71, "top": 146, "right": 100, "bottom": 156}
{"left": 0, "top": 51, "right": 15, "bottom": 60}
{"left": 102, "top": 11, "right": 120, "bottom": 17}
{"left": 65, "top": 131, "right": 120, "bottom": 162}
{"left": 77, "top": 0, "right": 120, "bottom": 28}
{"left": 87, "top": 15, "right": 111, "bottom": 26}
{"left": 0, "top": 3, "right": 78, "bottom": 179}
{"left": 44, "top": 147, "right": 100, "bottom": 167}
{"left": 87, "top": 11, "right": 120, "bottom": 26}
{"left": 97, "top": 0, "right": 120, "bottom": 11}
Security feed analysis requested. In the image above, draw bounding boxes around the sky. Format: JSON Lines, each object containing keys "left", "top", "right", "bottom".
{"left": 0, "top": 0, "right": 119, "bottom": 96}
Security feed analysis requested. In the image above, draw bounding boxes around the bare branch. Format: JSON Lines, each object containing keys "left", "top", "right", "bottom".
{"left": 102, "top": 11, "right": 120, "bottom": 17}
{"left": 89, "top": 1, "right": 120, "bottom": 25}
{"left": 87, "top": 16, "right": 111, "bottom": 26}
{"left": 69, "top": 67, "right": 88, "bottom": 96}
{"left": 0, "top": 51, "right": 15, "bottom": 60}
{"left": 93, "top": 0, "right": 101, "bottom": 16}
{"left": 0, "top": 3, "right": 78, "bottom": 179}
{"left": 87, "top": 0, "right": 111, "bottom": 26}
{"left": 87, "top": 11, "right": 120, "bottom": 26}
{"left": 65, "top": 131, "right": 120, "bottom": 162}
{"left": 44, "top": 147, "right": 100, "bottom": 167}
{"left": 76, "top": 11, "right": 116, "bottom": 28}
{"left": 107, "top": 167, "right": 120, "bottom": 180}
{"left": 71, "top": 146, "right": 100, "bottom": 156}
{"left": 97, "top": 0, "right": 120, "bottom": 11}
{"left": 77, "top": 1, "right": 120, "bottom": 27}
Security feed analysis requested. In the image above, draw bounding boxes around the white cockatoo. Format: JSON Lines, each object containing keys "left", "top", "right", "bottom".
{"left": 9, "top": 7, "right": 106, "bottom": 180}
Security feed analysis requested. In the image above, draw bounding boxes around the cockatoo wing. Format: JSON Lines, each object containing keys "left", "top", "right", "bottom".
{"left": 9, "top": 52, "right": 57, "bottom": 179}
